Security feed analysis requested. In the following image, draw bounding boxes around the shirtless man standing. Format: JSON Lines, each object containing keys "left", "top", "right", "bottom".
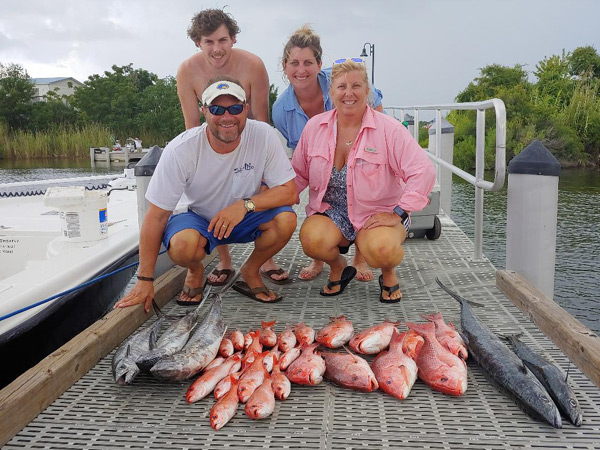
{"left": 176, "top": 9, "right": 289, "bottom": 299}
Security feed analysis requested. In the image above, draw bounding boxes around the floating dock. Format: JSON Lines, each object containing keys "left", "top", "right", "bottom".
{"left": 90, "top": 147, "right": 147, "bottom": 167}
{"left": 2, "top": 198, "right": 600, "bottom": 449}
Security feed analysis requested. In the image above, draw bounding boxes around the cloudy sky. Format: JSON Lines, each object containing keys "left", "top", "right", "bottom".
{"left": 1, "top": 0, "right": 598, "bottom": 107}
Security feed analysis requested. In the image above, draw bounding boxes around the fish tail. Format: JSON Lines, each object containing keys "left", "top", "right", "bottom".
{"left": 435, "top": 277, "right": 485, "bottom": 307}
{"left": 261, "top": 320, "right": 277, "bottom": 328}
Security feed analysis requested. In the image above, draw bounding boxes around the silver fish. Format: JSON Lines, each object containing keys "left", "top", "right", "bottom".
{"left": 136, "top": 308, "right": 200, "bottom": 371}
{"left": 436, "top": 277, "right": 562, "bottom": 428}
{"left": 504, "top": 333, "right": 582, "bottom": 426}
{"left": 150, "top": 294, "right": 226, "bottom": 382}
{"left": 112, "top": 315, "right": 165, "bottom": 385}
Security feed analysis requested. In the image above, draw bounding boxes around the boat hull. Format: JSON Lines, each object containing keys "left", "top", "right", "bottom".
{"left": 0, "top": 248, "right": 139, "bottom": 388}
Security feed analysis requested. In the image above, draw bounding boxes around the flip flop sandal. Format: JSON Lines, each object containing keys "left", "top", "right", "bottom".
{"left": 378, "top": 274, "right": 402, "bottom": 304}
{"left": 206, "top": 268, "right": 236, "bottom": 286}
{"left": 177, "top": 284, "right": 205, "bottom": 306}
{"left": 260, "top": 268, "right": 293, "bottom": 285}
{"left": 232, "top": 281, "right": 283, "bottom": 303}
{"left": 319, "top": 266, "right": 357, "bottom": 297}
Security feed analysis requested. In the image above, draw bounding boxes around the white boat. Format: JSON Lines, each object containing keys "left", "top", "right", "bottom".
{"left": 0, "top": 169, "right": 158, "bottom": 386}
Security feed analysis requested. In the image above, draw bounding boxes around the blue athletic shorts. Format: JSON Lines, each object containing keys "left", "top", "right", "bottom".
{"left": 162, "top": 206, "right": 295, "bottom": 254}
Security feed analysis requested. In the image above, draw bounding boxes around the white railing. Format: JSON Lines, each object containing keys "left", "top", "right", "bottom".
{"left": 385, "top": 98, "right": 507, "bottom": 260}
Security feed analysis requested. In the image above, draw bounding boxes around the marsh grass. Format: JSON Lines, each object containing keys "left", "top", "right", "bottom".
{"left": 0, "top": 123, "right": 112, "bottom": 159}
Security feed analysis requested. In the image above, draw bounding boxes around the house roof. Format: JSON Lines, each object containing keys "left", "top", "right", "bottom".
{"left": 32, "top": 77, "right": 82, "bottom": 85}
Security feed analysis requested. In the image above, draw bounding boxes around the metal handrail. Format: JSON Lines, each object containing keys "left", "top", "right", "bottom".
{"left": 385, "top": 98, "right": 507, "bottom": 260}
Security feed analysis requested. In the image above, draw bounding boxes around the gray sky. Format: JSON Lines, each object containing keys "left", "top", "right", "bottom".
{"left": 1, "top": 0, "right": 598, "bottom": 107}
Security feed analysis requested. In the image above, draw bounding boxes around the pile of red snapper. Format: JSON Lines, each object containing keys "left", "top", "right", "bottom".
{"left": 185, "top": 313, "right": 469, "bottom": 430}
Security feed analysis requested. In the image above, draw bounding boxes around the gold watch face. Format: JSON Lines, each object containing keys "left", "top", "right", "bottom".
{"left": 245, "top": 198, "right": 255, "bottom": 212}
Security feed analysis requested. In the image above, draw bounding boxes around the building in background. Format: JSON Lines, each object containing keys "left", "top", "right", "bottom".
{"left": 31, "top": 77, "right": 83, "bottom": 102}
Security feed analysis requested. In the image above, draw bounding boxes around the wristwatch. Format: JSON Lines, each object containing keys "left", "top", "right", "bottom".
{"left": 243, "top": 197, "right": 256, "bottom": 213}
{"left": 393, "top": 206, "right": 409, "bottom": 221}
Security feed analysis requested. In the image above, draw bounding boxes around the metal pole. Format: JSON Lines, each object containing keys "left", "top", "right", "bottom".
{"left": 474, "top": 109, "right": 485, "bottom": 260}
{"left": 371, "top": 44, "right": 375, "bottom": 84}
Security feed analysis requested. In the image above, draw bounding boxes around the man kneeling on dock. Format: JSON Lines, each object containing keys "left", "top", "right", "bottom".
{"left": 115, "top": 77, "right": 297, "bottom": 311}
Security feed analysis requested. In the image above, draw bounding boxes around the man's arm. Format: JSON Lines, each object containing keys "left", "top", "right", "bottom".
{"left": 114, "top": 203, "right": 172, "bottom": 312}
{"left": 177, "top": 63, "right": 202, "bottom": 129}
{"left": 248, "top": 57, "right": 270, "bottom": 123}
{"left": 207, "top": 180, "right": 296, "bottom": 240}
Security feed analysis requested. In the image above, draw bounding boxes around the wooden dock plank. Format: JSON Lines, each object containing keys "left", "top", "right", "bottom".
{"left": 496, "top": 269, "right": 600, "bottom": 389}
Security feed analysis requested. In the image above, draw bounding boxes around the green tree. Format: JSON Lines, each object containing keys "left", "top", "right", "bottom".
{"left": 569, "top": 45, "right": 600, "bottom": 78}
{"left": 534, "top": 51, "right": 574, "bottom": 108}
{"left": 269, "top": 83, "right": 278, "bottom": 125}
{"left": 0, "top": 62, "right": 35, "bottom": 130}
{"left": 71, "top": 63, "right": 158, "bottom": 136}
{"left": 456, "top": 64, "right": 529, "bottom": 102}
{"left": 136, "top": 76, "right": 184, "bottom": 142}
{"left": 29, "top": 90, "right": 78, "bottom": 131}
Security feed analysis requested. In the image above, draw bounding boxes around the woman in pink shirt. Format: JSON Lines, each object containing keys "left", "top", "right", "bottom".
{"left": 292, "top": 59, "right": 436, "bottom": 302}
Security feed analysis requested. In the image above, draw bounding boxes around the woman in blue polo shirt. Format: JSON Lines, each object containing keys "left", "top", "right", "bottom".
{"left": 272, "top": 25, "right": 383, "bottom": 282}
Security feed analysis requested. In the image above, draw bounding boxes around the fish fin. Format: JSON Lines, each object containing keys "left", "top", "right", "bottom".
{"left": 261, "top": 320, "right": 277, "bottom": 329}
{"left": 420, "top": 312, "right": 442, "bottom": 322}
{"left": 499, "top": 332, "right": 523, "bottom": 345}
{"left": 565, "top": 362, "right": 571, "bottom": 382}
{"left": 125, "top": 344, "right": 131, "bottom": 358}
{"left": 342, "top": 345, "right": 360, "bottom": 363}
{"left": 149, "top": 327, "right": 159, "bottom": 350}
{"left": 152, "top": 299, "right": 164, "bottom": 318}
{"left": 518, "top": 358, "right": 528, "bottom": 374}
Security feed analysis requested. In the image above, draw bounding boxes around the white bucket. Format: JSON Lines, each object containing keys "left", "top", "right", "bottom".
{"left": 44, "top": 187, "right": 109, "bottom": 243}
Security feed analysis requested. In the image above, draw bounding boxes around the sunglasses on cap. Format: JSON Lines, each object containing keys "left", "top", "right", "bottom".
{"left": 333, "top": 57, "right": 366, "bottom": 65}
{"left": 207, "top": 104, "right": 245, "bottom": 116}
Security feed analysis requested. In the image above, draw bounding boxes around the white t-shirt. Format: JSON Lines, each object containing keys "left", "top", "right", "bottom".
{"left": 146, "top": 120, "right": 296, "bottom": 220}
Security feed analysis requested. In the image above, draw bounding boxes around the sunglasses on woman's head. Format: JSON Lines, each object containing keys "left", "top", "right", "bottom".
{"left": 333, "top": 57, "right": 366, "bottom": 65}
{"left": 207, "top": 104, "right": 245, "bottom": 116}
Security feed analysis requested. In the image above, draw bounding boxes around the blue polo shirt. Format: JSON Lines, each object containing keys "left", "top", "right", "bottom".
{"left": 272, "top": 67, "right": 383, "bottom": 150}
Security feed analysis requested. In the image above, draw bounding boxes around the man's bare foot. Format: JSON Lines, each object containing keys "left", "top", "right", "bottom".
{"left": 178, "top": 267, "right": 205, "bottom": 304}
{"left": 298, "top": 259, "right": 324, "bottom": 281}
{"left": 239, "top": 264, "right": 280, "bottom": 302}
{"left": 207, "top": 261, "right": 235, "bottom": 285}
{"left": 260, "top": 258, "right": 289, "bottom": 283}
{"left": 353, "top": 254, "right": 373, "bottom": 282}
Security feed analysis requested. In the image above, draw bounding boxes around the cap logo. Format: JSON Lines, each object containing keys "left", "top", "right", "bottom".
{"left": 217, "top": 83, "right": 230, "bottom": 90}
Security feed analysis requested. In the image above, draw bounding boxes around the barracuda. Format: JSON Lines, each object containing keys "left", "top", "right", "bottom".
{"left": 504, "top": 333, "right": 582, "bottom": 427}
{"left": 436, "top": 278, "right": 562, "bottom": 428}
{"left": 150, "top": 294, "right": 226, "bottom": 382}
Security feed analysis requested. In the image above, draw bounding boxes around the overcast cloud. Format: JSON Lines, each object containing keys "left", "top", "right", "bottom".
{"left": 1, "top": 0, "right": 598, "bottom": 107}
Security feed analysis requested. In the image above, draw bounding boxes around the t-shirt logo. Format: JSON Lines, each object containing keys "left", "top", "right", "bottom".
{"left": 234, "top": 162, "right": 255, "bottom": 175}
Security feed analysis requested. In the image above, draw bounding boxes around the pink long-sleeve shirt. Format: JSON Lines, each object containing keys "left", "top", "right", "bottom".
{"left": 292, "top": 107, "right": 436, "bottom": 231}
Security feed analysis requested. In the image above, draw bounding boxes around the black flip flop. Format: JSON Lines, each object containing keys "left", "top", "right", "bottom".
{"left": 319, "top": 266, "right": 357, "bottom": 297}
{"left": 260, "top": 268, "right": 293, "bottom": 285}
{"left": 378, "top": 274, "right": 402, "bottom": 304}
{"left": 232, "top": 281, "right": 283, "bottom": 303}
{"left": 177, "top": 284, "right": 205, "bottom": 306}
{"left": 206, "top": 268, "right": 236, "bottom": 286}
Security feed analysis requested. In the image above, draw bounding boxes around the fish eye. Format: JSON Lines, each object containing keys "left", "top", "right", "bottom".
{"left": 441, "top": 377, "right": 448, "bottom": 382}
{"left": 386, "top": 380, "right": 392, "bottom": 385}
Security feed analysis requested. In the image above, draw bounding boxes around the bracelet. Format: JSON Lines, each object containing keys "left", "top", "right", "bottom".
{"left": 137, "top": 275, "right": 155, "bottom": 282}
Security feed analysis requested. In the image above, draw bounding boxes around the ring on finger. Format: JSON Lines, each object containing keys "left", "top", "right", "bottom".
{"left": 222, "top": 224, "right": 227, "bottom": 228}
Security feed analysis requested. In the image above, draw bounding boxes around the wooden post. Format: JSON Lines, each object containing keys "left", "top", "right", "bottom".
{"left": 0, "top": 265, "right": 193, "bottom": 446}
{"left": 496, "top": 269, "right": 600, "bottom": 389}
